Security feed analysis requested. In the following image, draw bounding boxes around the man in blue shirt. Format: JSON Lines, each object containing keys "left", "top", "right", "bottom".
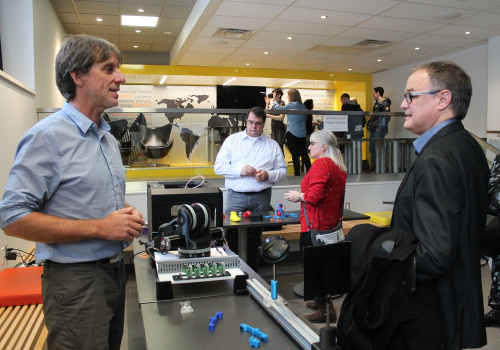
{"left": 0, "top": 35, "right": 145, "bottom": 349}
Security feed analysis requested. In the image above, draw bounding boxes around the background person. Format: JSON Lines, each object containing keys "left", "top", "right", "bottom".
{"left": 266, "top": 89, "right": 311, "bottom": 176}
{"left": 366, "top": 86, "right": 391, "bottom": 173}
{"left": 284, "top": 129, "right": 347, "bottom": 323}
{"left": 0, "top": 34, "right": 145, "bottom": 350}
{"left": 391, "top": 61, "right": 488, "bottom": 349}
{"left": 214, "top": 107, "right": 287, "bottom": 271}
{"left": 266, "top": 88, "right": 287, "bottom": 155}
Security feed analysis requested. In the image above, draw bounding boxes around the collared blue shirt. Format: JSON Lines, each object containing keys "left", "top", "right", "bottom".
{"left": 0, "top": 102, "right": 128, "bottom": 263}
{"left": 272, "top": 101, "right": 308, "bottom": 138}
{"left": 413, "top": 118, "right": 458, "bottom": 155}
{"left": 214, "top": 130, "right": 287, "bottom": 192}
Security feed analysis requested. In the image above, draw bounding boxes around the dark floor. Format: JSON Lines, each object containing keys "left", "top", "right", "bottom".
{"left": 121, "top": 248, "right": 500, "bottom": 349}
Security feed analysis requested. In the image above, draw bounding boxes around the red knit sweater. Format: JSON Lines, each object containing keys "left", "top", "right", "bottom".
{"left": 300, "top": 157, "right": 347, "bottom": 232}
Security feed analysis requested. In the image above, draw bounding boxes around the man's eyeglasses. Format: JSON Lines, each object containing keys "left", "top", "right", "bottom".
{"left": 247, "top": 120, "right": 264, "bottom": 126}
{"left": 404, "top": 90, "right": 442, "bottom": 104}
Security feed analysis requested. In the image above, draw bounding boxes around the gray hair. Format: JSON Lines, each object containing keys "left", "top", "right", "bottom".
{"left": 309, "top": 130, "right": 347, "bottom": 173}
{"left": 55, "top": 34, "right": 123, "bottom": 100}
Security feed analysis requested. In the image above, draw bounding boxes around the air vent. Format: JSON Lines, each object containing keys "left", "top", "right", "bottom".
{"left": 352, "top": 39, "right": 391, "bottom": 49}
{"left": 213, "top": 28, "right": 254, "bottom": 40}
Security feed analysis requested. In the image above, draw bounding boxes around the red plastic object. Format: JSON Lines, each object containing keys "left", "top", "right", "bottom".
{"left": 243, "top": 211, "right": 251, "bottom": 218}
{"left": 0, "top": 266, "right": 43, "bottom": 306}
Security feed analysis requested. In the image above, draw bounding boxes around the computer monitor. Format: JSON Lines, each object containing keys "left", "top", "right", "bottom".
{"left": 303, "top": 241, "right": 351, "bottom": 301}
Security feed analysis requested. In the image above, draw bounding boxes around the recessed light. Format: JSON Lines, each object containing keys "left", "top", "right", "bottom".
{"left": 465, "top": 31, "right": 471, "bottom": 35}
{"left": 246, "top": 63, "right": 250, "bottom": 66}
{"left": 133, "top": 45, "right": 138, "bottom": 48}
{"left": 164, "top": 31, "right": 172, "bottom": 35}
{"left": 287, "top": 36, "right": 293, "bottom": 40}
{"left": 136, "top": 29, "right": 141, "bottom": 33}
{"left": 121, "top": 15, "right": 158, "bottom": 27}
{"left": 96, "top": 18, "right": 103, "bottom": 22}
{"left": 348, "top": 68, "right": 352, "bottom": 71}
{"left": 436, "top": 12, "right": 461, "bottom": 20}
{"left": 415, "top": 47, "right": 420, "bottom": 50}
{"left": 320, "top": 15, "right": 327, "bottom": 19}
{"left": 264, "top": 51, "right": 269, "bottom": 55}
{"left": 377, "top": 59, "right": 382, "bottom": 62}
{"left": 138, "top": 9, "right": 144, "bottom": 13}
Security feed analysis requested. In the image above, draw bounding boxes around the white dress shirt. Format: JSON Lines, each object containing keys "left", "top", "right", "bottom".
{"left": 214, "top": 130, "right": 287, "bottom": 192}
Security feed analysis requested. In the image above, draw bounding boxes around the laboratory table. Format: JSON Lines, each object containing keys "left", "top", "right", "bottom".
{"left": 132, "top": 237, "right": 319, "bottom": 349}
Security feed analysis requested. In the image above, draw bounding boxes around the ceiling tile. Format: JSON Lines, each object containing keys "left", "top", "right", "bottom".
{"left": 357, "top": 15, "right": 445, "bottom": 33}
{"left": 119, "top": 4, "right": 163, "bottom": 16}
{"left": 379, "top": 2, "right": 479, "bottom": 22}
{"left": 276, "top": 7, "right": 371, "bottom": 26}
{"left": 206, "top": 15, "right": 271, "bottom": 31}
{"left": 263, "top": 20, "right": 349, "bottom": 36}
{"left": 404, "top": 33, "right": 480, "bottom": 48}
{"left": 214, "top": 2, "right": 287, "bottom": 19}
{"left": 292, "top": 0, "right": 401, "bottom": 15}
{"left": 74, "top": 1, "right": 118, "bottom": 15}
{"left": 337, "top": 27, "right": 417, "bottom": 42}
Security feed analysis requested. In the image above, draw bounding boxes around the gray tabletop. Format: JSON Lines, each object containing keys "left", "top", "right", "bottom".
{"left": 133, "top": 236, "right": 317, "bottom": 349}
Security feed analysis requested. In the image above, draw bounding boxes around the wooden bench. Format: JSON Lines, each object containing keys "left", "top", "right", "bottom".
{"left": 0, "top": 248, "right": 47, "bottom": 350}
{"left": 0, "top": 304, "right": 47, "bottom": 350}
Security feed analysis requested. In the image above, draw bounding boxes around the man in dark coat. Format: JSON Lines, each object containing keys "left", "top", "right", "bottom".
{"left": 391, "top": 61, "right": 489, "bottom": 349}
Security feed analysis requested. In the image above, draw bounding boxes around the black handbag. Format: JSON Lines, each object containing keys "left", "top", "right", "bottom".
{"left": 303, "top": 202, "right": 344, "bottom": 246}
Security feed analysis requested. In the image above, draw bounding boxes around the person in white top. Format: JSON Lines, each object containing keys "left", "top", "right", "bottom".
{"left": 214, "top": 107, "right": 287, "bottom": 271}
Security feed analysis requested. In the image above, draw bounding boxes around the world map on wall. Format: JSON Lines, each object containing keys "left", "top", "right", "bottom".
{"left": 156, "top": 95, "right": 212, "bottom": 158}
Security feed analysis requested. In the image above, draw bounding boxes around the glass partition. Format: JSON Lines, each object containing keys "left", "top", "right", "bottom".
{"left": 37, "top": 108, "right": 417, "bottom": 179}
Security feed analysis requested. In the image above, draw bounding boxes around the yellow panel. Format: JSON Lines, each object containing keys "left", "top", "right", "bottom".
{"left": 363, "top": 211, "right": 392, "bottom": 226}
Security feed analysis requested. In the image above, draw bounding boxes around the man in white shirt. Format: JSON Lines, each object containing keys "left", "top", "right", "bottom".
{"left": 214, "top": 107, "right": 287, "bottom": 271}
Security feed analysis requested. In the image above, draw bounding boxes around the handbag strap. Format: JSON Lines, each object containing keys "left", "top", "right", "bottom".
{"left": 302, "top": 191, "right": 345, "bottom": 231}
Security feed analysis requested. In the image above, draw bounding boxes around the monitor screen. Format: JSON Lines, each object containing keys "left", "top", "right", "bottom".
{"left": 303, "top": 241, "right": 351, "bottom": 301}
{"left": 216, "top": 85, "right": 266, "bottom": 109}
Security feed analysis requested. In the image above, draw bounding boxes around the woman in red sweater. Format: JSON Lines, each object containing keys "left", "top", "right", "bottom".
{"left": 285, "top": 129, "right": 347, "bottom": 323}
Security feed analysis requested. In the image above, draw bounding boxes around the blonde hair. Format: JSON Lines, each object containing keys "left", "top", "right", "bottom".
{"left": 287, "top": 89, "right": 302, "bottom": 103}
{"left": 309, "top": 130, "right": 347, "bottom": 173}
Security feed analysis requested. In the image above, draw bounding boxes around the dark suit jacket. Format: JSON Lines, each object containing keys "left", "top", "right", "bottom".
{"left": 391, "top": 120, "right": 489, "bottom": 349}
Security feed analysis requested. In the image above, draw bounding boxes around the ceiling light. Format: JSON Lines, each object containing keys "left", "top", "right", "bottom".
{"left": 465, "top": 31, "right": 471, "bottom": 35}
{"left": 282, "top": 80, "right": 301, "bottom": 88}
{"left": 138, "top": 9, "right": 144, "bottom": 13}
{"left": 348, "top": 68, "right": 352, "bottom": 71}
{"left": 136, "top": 29, "right": 141, "bottom": 33}
{"left": 246, "top": 63, "right": 250, "bottom": 66}
{"left": 377, "top": 59, "right": 382, "bottom": 62}
{"left": 264, "top": 51, "right": 269, "bottom": 55}
{"left": 415, "top": 47, "right": 420, "bottom": 50}
{"left": 436, "top": 12, "right": 461, "bottom": 20}
{"left": 164, "top": 31, "right": 172, "bottom": 35}
{"left": 287, "top": 36, "right": 293, "bottom": 40}
{"left": 134, "top": 45, "right": 138, "bottom": 48}
{"left": 223, "top": 77, "right": 236, "bottom": 86}
{"left": 320, "top": 15, "right": 327, "bottom": 19}
{"left": 96, "top": 18, "right": 103, "bottom": 22}
{"left": 159, "top": 76, "right": 167, "bottom": 84}
{"left": 121, "top": 15, "right": 158, "bottom": 27}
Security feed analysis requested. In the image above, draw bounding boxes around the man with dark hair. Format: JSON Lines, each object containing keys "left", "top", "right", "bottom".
{"left": 391, "top": 61, "right": 488, "bottom": 349}
{"left": 214, "top": 107, "right": 287, "bottom": 271}
{"left": 0, "top": 34, "right": 145, "bottom": 349}
{"left": 341, "top": 93, "right": 365, "bottom": 173}
{"left": 366, "top": 86, "right": 391, "bottom": 172}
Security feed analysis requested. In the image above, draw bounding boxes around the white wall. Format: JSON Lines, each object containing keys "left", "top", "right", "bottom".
{"left": 487, "top": 36, "right": 500, "bottom": 133}
{"left": 373, "top": 43, "right": 489, "bottom": 138}
{"left": 33, "top": 0, "right": 65, "bottom": 108}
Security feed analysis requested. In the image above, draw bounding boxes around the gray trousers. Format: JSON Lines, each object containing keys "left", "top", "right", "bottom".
{"left": 42, "top": 259, "right": 126, "bottom": 350}
{"left": 225, "top": 188, "right": 272, "bottom": 271}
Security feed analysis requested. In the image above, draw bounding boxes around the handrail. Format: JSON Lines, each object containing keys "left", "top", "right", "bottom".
{"left": 469, "top": 131, "right": 500, "bottom": 155}
{"left": 37, "top": 107, "right": 406, "bottom": 117}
